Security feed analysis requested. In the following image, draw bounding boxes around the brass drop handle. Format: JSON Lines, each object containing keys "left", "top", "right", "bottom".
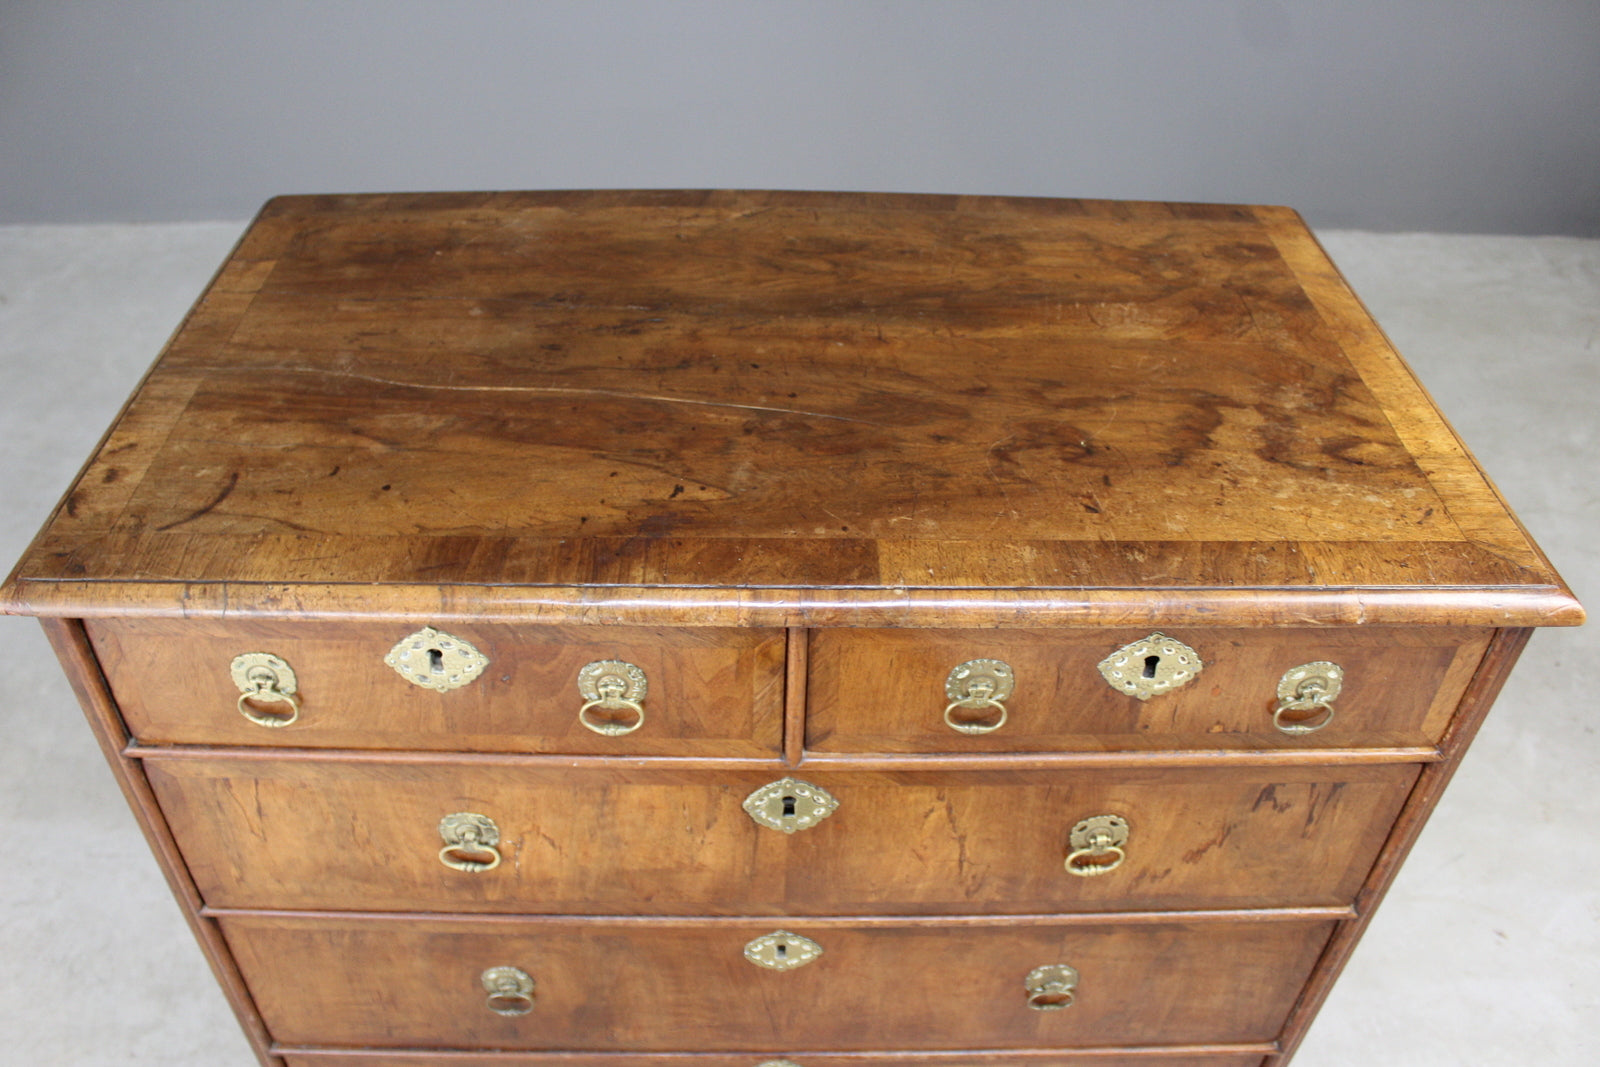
{"left": 230, "top": 653, "right": 301, "bottom": 728}
{"left": 438, "top": 813, "right": 502, "bottom": 873}
{"left": 943, "top": 659, "right": 1015, "bottom": 734}
{"left": 1273, "top": 661, "right": 1344, "bottom": 735}
{"left": 1024, "top": 964, "right": 1079, "bottom": 1010}
{"left": 481, "top": 966, "right": 534, "bottom": 1016}
{"left": 577, "top": 660, "right": 648, "bottom": 736}
{"left": 1064, "top": 814, "right": 1129, "bottom": 877}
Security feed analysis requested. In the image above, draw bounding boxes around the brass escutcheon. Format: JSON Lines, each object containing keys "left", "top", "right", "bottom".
{"left": 229, "top": 652, "right": 301, "bottom": 728}
{"left": 1273, "top": 661, "right": 1344, "bottom": 735}
{"left": 577, "top": 659, "right": 648, "bottom": 736}
{"left": 437, "top": 812, "right": 502, "bottom": 873}
{"left": 385, "top": 627, "right": 489, "bottom": 692}
{"left": 744, "top": 931, "right": 822, "bottom": 971}
{"left": 1064, "top": 814, "right": 1130, "bottom": 877}
{"left": 943, "top": 659, "right": 1015, "bottom": 734}
{"left": 480, "top": 965, "right": 535, "bottom": 1016}
{"left": 743, "top": 778, "right": 839, "bottom": 833}
{"left": 1024, "top": 963, "right": 1079, "bottom": 1010}
{"left": 1097, "top": 633, "right": 1203, "bottom": 701}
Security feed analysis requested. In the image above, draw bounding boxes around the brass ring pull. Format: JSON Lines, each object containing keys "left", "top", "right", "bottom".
{"left": 1273, "top": 661, "right": 1344, "bottom": 736}
{"left": 438, "top": 813, "right": 502, "bottom": 873}
{"left": 1024, "top": 963, "right": 1079, "bottom": 1010}
{"left": 1064, "top": 814, "right": 1129, "bottom": 877}
{"left": 943, "top": 659, "right": 1014, "bottom": 735}
{"left": 481, "top": 966, "right": 534, "bottom": 1016}
{"left": 577, "top": 660, "right": 648, "bottom": 736}
{"left": 230, "top": 653, "right": 300, "bottom": 728}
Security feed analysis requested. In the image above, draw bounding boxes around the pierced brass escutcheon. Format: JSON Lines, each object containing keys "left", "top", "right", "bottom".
{"left": 1097, "top": 633, "right": 1203, "bottom": 701}
{"left": 943, "top": 658, "right": 1015, "bottom": 734}
{"left": 1274, "top": 661, "right": 1344, "bottom": 735}
{"left": 743, "top": 778, "right": 839, "bottom": 834}
{"left": 1065, "top": 814, "right": 1130, "bottom": 877}
{"left": 437, "top": 812, "right": 502, "bottom": 873}
{"left": 577, "top": 659, "right": 648, "bottom": 736}
{"left": 1024, "top": 963, "right": 1079, "bottom": 1010}
{"left": 744, "top": 931, "right": 822, "bottom": 971}
{"left": 480, "top": 966, "right": 535, "bottom": 1016}
{"left": 385, "top": 627, "right": 489, "bottom": 692}
{"left": 230, "top": 652, "right": 301, "bottom": 728}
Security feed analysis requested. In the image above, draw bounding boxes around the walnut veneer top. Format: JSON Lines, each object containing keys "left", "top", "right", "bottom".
{"left": 2, "top": 191, "right": 1581, "bottom": 627}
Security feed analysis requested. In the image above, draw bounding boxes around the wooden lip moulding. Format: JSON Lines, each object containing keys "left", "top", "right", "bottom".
{"left": 3, "top": 190, "right": 1582, "bottom": 1067}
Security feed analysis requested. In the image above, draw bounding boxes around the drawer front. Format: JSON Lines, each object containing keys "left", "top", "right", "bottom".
{"left": 222, "top": 914, "right": 1333, "bottom": 1051}
{"left": 281, "top": 1051, "right": 1269, "bottom": 1066}
{"left": 808, "top": 627, "right": 1489, "bottom": 753}
{"left": 90, "top": 619, "right": 784, "bottom": 756}
{"left": 150, "top": 757, "right": 1416, "bottom": 913}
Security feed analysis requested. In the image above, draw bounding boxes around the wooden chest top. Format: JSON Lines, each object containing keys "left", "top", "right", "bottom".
{"left": 2, "top": 190, "right": 1580, "bottom": 628}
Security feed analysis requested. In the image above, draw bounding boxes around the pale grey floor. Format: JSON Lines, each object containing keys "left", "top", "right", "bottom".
{"left": 0, "top": 223, "right": 1594, "bottom": 1065}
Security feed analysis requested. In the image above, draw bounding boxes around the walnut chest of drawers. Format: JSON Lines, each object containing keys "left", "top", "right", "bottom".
{"left": 3, "top": 190, "right": 1582, "bottom": 1067}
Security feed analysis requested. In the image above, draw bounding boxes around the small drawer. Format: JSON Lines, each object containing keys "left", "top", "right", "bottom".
{"left": 221, "top": 913, "right": 1334, "bottom": 1051}
{"left": 149, "top": 756, "right": 1415, "bottom": 914}
{"left": 807, "top": 627, "right": 1490, "bottom": 754}
{"left": 89, "top": 619, "right": 784, "bottom": 756}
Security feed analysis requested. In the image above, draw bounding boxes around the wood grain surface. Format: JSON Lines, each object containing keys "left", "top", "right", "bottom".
{"left": 220, "top": 911, "right": 1334, "bottom": 1051}
{"left": 2, "top": 190, "right": 1580, "bottom": 627}
{"left": 278, "top": 1050, "right": 1273, "bottom": 1066}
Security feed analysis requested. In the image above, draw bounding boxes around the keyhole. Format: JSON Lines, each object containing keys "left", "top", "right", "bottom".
{"left": 776, "top": 942, "right": 787, "bottom": 959}
{"left": 782, "top": 795, "right": 797, "bottom": 818}
{"left": 1142, "top": 654, "right": 1160, "bottom": 679}
{"left": 428, "top": 648, "right": 445, "bottom": 675}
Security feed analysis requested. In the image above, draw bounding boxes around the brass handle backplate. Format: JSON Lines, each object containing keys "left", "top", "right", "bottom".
{"left": 1065, "top": 814, "right": 1129, "bottom": 877}
{"left": 438, "top": 812, "right": 502, "bottom": 873}
{"left": 1273, "top": 661, "right": 1344, "bottom": 735}
{"left": 1024, "top": 963, "right": 1079, "bottom": 1010}
{"left": 577, "top": 659, "right": 648, "bottom": 735}
{"left": 481, "top": 965, "right": 534, "bottom": 1016}
{"left": 943, "top": 659, "right": 1014, "bottom": 734}
{"left": 230, "top": 652, "right": 301, "bottom": 728}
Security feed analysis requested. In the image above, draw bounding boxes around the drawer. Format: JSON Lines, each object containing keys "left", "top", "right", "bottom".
{"left": 89, "top": 619, "right": 784, "bottom": 756}
{"left": 221, "top": 913, "right": 1334, "bottom": 1051}
{"left": 149, "top": 757, "right": 1416, "bottom": 913}
{"left": 280, "top": 1051, "right": 1270, "bottom": 1066}
{"left": 808, "top": 627, "right": 1490, "bottom": 753}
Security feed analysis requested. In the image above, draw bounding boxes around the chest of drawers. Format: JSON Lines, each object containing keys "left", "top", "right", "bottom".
{"left": 3, "top": 190, "right": 1581, "bottom": 1067}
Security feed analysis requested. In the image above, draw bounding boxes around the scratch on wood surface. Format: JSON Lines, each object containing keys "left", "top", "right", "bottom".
{"left": 155, "top": 471, "right": 239, "bottom": 531}
{"left": 257, "top": 366, "right": 888, "bottom": 427}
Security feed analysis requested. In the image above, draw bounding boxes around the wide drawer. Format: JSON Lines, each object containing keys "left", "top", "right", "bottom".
{"left": 149, "top": 757, "right": 1417, "bottom": 913}
{"left": 221, "top": 913, "right": 1334, "bottom": 1051}
{"left": 89, "top": 619, "right": 784, "bottom": 756}
{"left": 280, "top": 1050, "right": 1270, "bottom": 1066}
{"left": 808, "top": 627, "right": 1489, "bottom": 753}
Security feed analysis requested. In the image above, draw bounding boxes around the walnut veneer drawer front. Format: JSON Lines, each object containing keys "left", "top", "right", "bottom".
{"left": 149, "top": 758, "right": 1417, "bottom": 914}
{"left": 810, "top": 628, "right": 1489, "bottom": 753}
{"left": 220, "top": 914, "right": 1334, "bottom": 1051}
{"left": 89, "top": 619, "right": 785, "bottom": 756}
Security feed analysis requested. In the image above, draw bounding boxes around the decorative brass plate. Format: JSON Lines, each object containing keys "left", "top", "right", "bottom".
{"left": 943, "top": 658, "right": 1015, "bottom": 734}
{"left": 385, "top": 627, "right": 489, "bottom": 692}
{"left": 1274, "top": 660, "right": 1344, "bottom": 735}
{"left": 480, "top": 965, "right": 535, "bottom": 1016}
{"left": 1065, "top": 814, "right": 1130, "bottom": 877}
{"left": 744, "top": 931, "right": 822, "bottom": 971}
{"left": 743, "top": 778, "right": 839, "bottom": 833}
{"left": 229, "top": 652, "right": 301, "bottom": 727}
{"left": 1024, "top": 963, "right": 1079, "bottom": 1010}
{"left": 1097, "top": 633, "right": 1203, "bottom": 701}
{"left": 576, "top": 659, "right": 649, "bottom": 735}
{"left": 437, "top": 812, "right": 503, "bottom": 873}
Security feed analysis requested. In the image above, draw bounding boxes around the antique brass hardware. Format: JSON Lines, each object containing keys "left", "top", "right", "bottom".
{"left": 943, "top": 658, "right": 1015, "bottom": 734}
{"left": 577, "top": 659, "right": 648, "bottom": 735}
{"left": 1097, "top": 633, "right": 1203, "bottom": 701}
{"left": 480, "top": 966, "right": 535, "bottom": 1016}
{"left": 1064, "top": 814, "right": 1130, "bottom": 877}
{"left": 744, "top": 931, "right": 822, "bottom": 971}
{"left": 743, "top": 778, "right": 839, "bottom": 833}
{"left": 437, "top": 812, "right": 502, "bottom": 873}
{"left": 385, "top": 627, "right": 489, "bottom": 692}
{"left": 1024, "top": 963, "right": 1079, "bottom": 1010}
{"left": 229, "top": 652, "right": 301, "bottom": 728}
{"left": 1273, "top": 661, "right": 1344, "bottom": 735}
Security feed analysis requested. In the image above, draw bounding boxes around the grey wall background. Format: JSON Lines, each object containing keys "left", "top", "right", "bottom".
{"left": 1, "top": 0, "right": 1597, "bottom": 234}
